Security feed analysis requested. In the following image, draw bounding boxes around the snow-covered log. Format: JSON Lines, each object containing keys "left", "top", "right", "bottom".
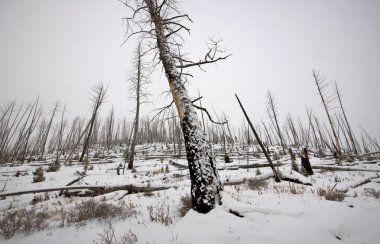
{"left": 0, "top": 183, "right": 175, "bottom": 198}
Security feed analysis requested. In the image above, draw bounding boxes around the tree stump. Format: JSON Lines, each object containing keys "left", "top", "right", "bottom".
{"left": 300, "top": 148, "right": 314, "bottom": 175}
{"left": 288, "top": 148, "right": 296, "bottom": 161}
{"left": 224, "top": 155, "right": 232, "bottom": 163}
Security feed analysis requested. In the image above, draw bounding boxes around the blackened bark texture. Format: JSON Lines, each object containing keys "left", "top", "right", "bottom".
{"left": 300, "top": 147, "right": 314, "bottom": 175}
{"left": 144, "top": 0, "right": 222, "bottom": 213}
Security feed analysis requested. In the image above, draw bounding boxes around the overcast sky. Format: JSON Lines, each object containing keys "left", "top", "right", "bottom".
{"left": 1, "top": 0, "right": 379, "bottom": 140}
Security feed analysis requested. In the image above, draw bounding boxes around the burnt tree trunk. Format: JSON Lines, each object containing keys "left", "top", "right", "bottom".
{"left": 235, "top": 94, "right": 281, "bottom": 182}
{"left": 144, "top": 0, "right": 222, "bottom": 213}
{"left": 300, "top": 147, "right": 314, "bottom": 175}
{"left": 128, "top": 49, "right": 141, "bottom": 169}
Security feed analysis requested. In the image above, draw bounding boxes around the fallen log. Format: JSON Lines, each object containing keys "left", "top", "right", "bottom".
{"left": 0, "top": 183, "right": 175, "bottom": 198}
{"left": 313, "top": 165, "right": 380, "bottom": 172}
{"left": 168, "top": 159, "right": 187, "bottom": 169}
{"left": 238, "top": 162, "right": 284, "bottom": 169}
{"left": 59, "top": 175, "right": 87, "bottom": 196}
{"left": 0, "top": 185, "right": 105, "bottom": 197}
{"left": 223, "top": 170, "right": 312, "bottom": 186}
{"left": 224, "top": 174, "right": 273, "bottom": 186}
{"left": 281, "top": 176, "right": 312, "bottom": 186}
{"left": 169, "top": 158, "right": 285, "bottom": 171}
{"left": 351, "top": 176, "right": 380, "bottom": 189}
{"left": 360, "top": 151, "right": 380, "bottom": 156}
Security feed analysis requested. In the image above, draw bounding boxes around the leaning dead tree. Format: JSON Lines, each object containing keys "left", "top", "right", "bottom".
{"left": 266, "top": 90, "right": 286, "bottom": 154}
{"left": 10, "top": 98, "right": 43, "bottom": 163}
{"left": 235, "top": 94, "right": 281, "bottom": 182}
{"left": 121, "top": 0, "right": 230, "bottom": 213}
{"left": 286, "top": 113, "right": 300, "bottom": 148}
{"left": 79, "top": 83, "right": 107, "bottom": 162}
{"left": 312, "top": 70, "right": 341, "bottom": 157}
{"left": 335, "top": 82, "right": 358, "bottom": 155}
{"left": 40, "top": 101, "right": 59, "bottom": 159}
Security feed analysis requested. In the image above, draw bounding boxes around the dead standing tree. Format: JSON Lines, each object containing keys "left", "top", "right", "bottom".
{"left": 79, "top": 84, "right": 107, "bottom": 162}
{"left": 55, "top": 105, "right": 66, "bottom": 163}
{"left": 121, "top": 0, "right": 230, "bottom": 213}
{"left": 128, "top": 42, "right": 150, "bottom": 169}
{"left": 312, "top": 70, "right": 341, "bottom": 157}
{"left": 105, "top": 107, "right": 115, "bottom": 154}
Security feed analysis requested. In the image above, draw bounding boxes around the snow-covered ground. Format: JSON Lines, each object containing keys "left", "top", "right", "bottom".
{"left": 1, "top": 145, "right": 379, "bottom": 244}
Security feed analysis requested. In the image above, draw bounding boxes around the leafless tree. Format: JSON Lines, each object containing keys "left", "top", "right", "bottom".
{"left": 79, "top": 83, "right": 107, "bottom": 162}
{"left": 335, "top": 82, "right": 358, "bottom": 155}
{"left": 261, "top": 120, "right": 274, "bottom": 146}
{"left": 40, "top": 101, "right": 59, "bottom": 159}
{"left": 128, "top": 42, "right": 150, "bottom": 169}
{"left": 306, "top": 109, "right": 322, "bottom": 155}
{"left": 266, "top": 91, "right": 286, "bottom": 154}
{"left": 120, "top": 0, "right": 230, "bottom": 213}
{"left": 10, "top": 97, "right": 43, "bottom": 163}
{"left": 55, "top": 105, "right": 66, "bottom": 163}
{"left": 286, "top": 113, "right": 300, "bottom": 148}
{"left": 105, "top": 107, "right": 115, "bottom": 154}
{"left": 235, "top": 94, "right": 281, "bottom": 182}
{"left": 360, "top": 125, "right": 380, "bottom": 153}
{"left": 0, "top": 101, "right": 21, "bottom": 163}
{"left": 312, "top": 70, "right": 341, "bottom": 157}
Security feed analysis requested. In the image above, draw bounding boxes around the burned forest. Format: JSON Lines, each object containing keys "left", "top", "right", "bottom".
{"left": 1, "top": 0, "right": 379, "bottom": 243}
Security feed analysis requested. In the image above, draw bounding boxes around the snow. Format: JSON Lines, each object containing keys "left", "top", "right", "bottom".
{"left": 1, "top": 146, "right": 380, "bottom": 243}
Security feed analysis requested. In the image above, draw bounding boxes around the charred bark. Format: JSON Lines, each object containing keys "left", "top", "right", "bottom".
{"left": 143, "top": 0, "right": 222, "bottom": 213}
{"left": 300, "top": 147, "right": 314, "bottom": 175}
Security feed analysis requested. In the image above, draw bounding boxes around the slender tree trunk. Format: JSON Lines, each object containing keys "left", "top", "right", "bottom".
{"left": 335, "top": 83, "right": 358, "bottom": 155}
{"left": 55, "top": 105, "right": 65, "bottom": 163}
{"left": 128, "top": 45, "right": 142, "bottom": 170}
{"left": 261, "top": 120, "right": 273, "bottom": 146}
{"left": 40, "top": 101, "right": 58, "bottom": 159}
{"left": 307, "top": 111, "right": 322, "bottom": 155}
{"left": 267, "top": 91, "right": 286, "bottom": 154}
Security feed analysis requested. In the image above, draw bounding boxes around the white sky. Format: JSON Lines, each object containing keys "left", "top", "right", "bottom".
{"left": 0, "top": 0, "right": 379, "bottom": 140}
